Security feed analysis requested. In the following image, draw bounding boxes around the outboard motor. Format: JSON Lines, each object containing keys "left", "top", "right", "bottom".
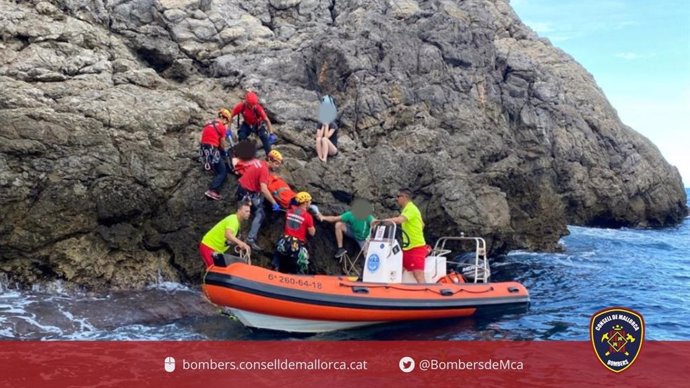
{"left": 453, "top": 252, "right": 490, "bottom": 283}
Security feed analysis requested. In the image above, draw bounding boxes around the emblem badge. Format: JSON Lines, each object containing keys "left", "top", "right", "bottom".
{"left": 590, "top": 307, "right": 644, "bottom": 373}
{"left": 367, "top": 254, "right": 380, "bottom": 272}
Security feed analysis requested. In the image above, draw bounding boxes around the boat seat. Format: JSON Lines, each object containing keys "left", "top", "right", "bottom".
{"left": 339, "top": 252, "right": 361, "bottom": 277}
{"left": 212, "top": 253, "right": 246, "bottom": 268}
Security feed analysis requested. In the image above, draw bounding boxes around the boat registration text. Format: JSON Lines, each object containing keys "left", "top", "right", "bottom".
{"left": 267, "top": 273, "right": 323, "bottom": 290}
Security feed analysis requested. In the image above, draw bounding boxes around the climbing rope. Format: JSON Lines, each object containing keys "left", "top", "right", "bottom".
{"left": 235, "top": 246, "right": 251, "bottom": 265}
{"left": 296, "top": 247, "right": 310, "bottom": 274}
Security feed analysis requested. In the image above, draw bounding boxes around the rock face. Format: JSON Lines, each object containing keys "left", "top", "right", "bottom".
{"left": 0, "top": 0, "right": 686, "bottom": 289}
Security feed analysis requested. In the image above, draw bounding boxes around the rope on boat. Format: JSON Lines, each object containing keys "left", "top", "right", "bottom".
{"left": 338, "top": 282, "right": 494, "bottom": 295}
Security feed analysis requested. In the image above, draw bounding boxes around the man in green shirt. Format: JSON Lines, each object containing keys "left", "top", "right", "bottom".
{"left": 383, "top": 188, "right": 427, "bottom": 283}
{"left": 318, "top": 198, "right": 375, "bottom": 259}
{"left": 199, "top": 201, "right": 252, "bottom": 267}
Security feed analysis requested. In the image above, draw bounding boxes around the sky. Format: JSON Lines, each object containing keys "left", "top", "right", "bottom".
{"left": 511, "top": 0, "right": 690, "bottom": 187}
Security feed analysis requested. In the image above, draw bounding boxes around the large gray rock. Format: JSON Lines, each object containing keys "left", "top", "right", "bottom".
{"left": 0, "top": 0, "right": 686, "bottom": 290}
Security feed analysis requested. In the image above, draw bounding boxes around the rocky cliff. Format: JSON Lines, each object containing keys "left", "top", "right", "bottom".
{"left": 1, "top": 0, "right": 686, "bottom": 289}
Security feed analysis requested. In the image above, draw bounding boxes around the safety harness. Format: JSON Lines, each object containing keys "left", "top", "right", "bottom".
{"left": 199, "top": 119, "right": 225, "bottom": 171}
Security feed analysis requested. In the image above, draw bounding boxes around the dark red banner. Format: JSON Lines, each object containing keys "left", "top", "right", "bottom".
{"left": 1, "top": 341, "right": 688, "bottom": 387}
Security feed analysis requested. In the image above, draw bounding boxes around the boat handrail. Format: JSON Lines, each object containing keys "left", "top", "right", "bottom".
{"left": 433, "top": 235, "right": 489, "bottom": 283}
{"left": 235, "top": 246, "right": 252, "bottom": 265}
{"left": 369, "top": 220, "right": 397, "bottom": 242}
{"left": 429, "top": 248, "right": 452, "bottom": 257}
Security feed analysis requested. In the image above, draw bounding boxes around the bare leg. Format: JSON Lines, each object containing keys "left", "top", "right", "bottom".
{"left": 326, "top": 138, "right": 338, "bottom": 155}
{"left": 316, "top": 124, "right": 327, "bottom": 161}
{"left": 412, "top": 270, "right": 426, "bottom": 283}
{"left": 321, "top": 137, "right": 337, "bottom": 162}
{"left": 316, "top": 135, "right": 323, "bottom": 161}
{"left": 320, "top": 137, "right": 329, "bottom": 162}
{"left": 334, "top": 221, "right": 345, "bottom": 248}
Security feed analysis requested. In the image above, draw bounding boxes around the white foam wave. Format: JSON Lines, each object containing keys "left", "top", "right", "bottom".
{"left": 0, "top": 327, "right": 14, "bottom": 338}
{"left": 58, "top": 323, "right": 206, "bottom": 341}
{"left": 146, "top": 281, "right": 191, "bottom": 292}
{"left": 59, "top": 309, "right": 97, "bottom": 333}
{"left": 506, "top": 250, "right": 568, "bottom": 259}
{"left": 144, "top": 270, "right": 191, "bottom": 292}
{"left": 16, "top": 316, "right": 64, "bottom": 336}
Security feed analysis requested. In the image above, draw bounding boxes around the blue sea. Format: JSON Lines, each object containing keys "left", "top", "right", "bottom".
{"left": 2, "top": 190, "right": 688, "bottom": 340}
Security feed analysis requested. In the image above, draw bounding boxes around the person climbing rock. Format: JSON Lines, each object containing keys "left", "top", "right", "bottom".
{"left": 272, "top": 192, "right": 316, "bottom": 274}
{"left": 199, "top": 201, "right": 252, "bottom": 268}
{"left": 315, "top": 95, "right": 338, "bottom": 162}
{"left": 199, "top": 109, "right": 233, "bottom": 200}
{"left": 235, "top": 149, "right": 284, "bottom": 251}
{"left": 318, "top": 198, "right": 375, "bottom": 259}
{"left": 230, "top": 91, "right": 275, "bottom": 156}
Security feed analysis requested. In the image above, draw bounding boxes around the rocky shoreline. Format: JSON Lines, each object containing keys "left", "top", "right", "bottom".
{"left": 1, "top": 0, "right": 686, "bottom": 290}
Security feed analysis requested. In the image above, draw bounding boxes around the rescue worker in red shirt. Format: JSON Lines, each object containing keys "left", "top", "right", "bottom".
{"left": 199, "top": 109, "right": 232, "bottom": 200}
{"left": 230, "top": 91, "right": 275, "bottom": 156}
{"left": 236, "top": 149, "right": 284, "bottom": 251}
{"left": 272, "top": 192, "right": 316, "bottom": 274}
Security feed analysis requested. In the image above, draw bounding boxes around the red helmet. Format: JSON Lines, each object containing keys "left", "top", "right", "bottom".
{"left": 245, "top": 91, "right": 259, "bottom": 106}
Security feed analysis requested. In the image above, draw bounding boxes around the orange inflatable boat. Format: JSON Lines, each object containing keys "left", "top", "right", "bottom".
{"left": 203, "top": 228, "right": 529, "bottom": 333}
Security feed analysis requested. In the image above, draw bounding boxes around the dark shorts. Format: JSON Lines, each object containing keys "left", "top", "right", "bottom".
{"left": 343, "top": 224, "right": 365, "bottom": 248}
{"left": 316, "top": 122, "right": 338, "bottom": 147}
{"left": 402, "top": 246, "right": 427, "bottom": 271}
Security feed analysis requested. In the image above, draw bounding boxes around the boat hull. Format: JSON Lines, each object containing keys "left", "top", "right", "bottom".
{"left": 203, "top": 263, "right": 529, "bottom": 333}
{"left": 229, "top": 308, "right": 385, "bottom": 333}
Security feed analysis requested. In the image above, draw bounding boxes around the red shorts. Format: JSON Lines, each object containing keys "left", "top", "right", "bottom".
{"left": 402, "top": 246, "right": 427, "bottom": 271}
{"left": 199, "top": 243, "right": 215, "bottom": 268}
